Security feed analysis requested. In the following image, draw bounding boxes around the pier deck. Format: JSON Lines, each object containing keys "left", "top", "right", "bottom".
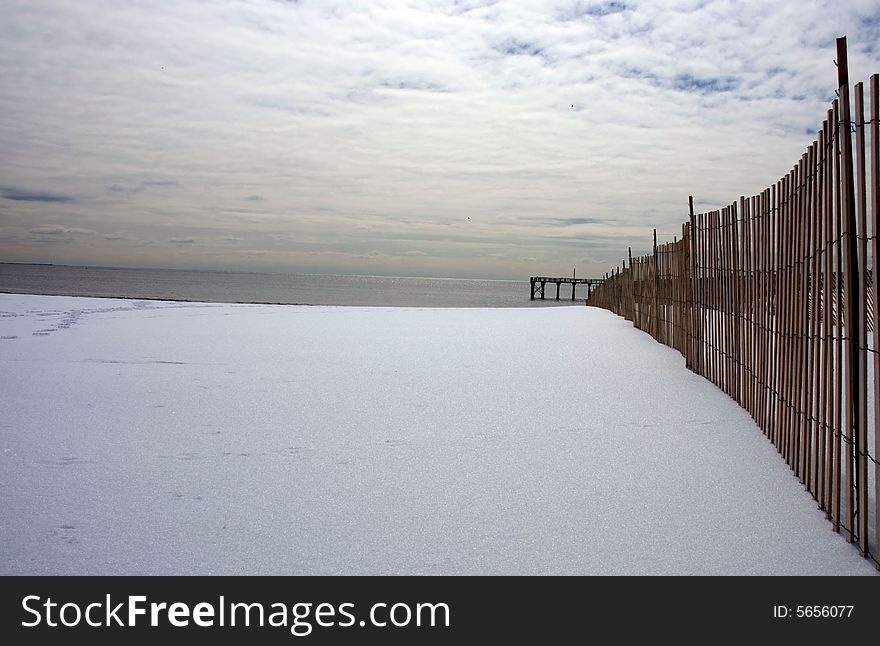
{"left": 530, "top": 276, "right": 604, "bottom": 301}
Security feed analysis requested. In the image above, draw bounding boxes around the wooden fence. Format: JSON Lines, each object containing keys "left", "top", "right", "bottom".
{"left": 587, "top": 38, "right": 879, "bottom": 568}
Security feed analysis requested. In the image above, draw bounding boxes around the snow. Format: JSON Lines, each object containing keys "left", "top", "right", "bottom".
{"left": 0, "top": 293, "right": 876, "bottom": 575}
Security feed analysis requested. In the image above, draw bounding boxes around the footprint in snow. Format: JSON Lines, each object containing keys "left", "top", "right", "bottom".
{"left": 50, "top": 525, "right": 79, "bottom": 545}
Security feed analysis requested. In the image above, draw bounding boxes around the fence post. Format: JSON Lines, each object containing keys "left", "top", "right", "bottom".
{"left": 836, "top": 36, "right": 861, "bottom": 545}
{"left": 870, "top": 72, "right": 880, "bottom": 567}
{"left": 853, "top": 80, "right": 870, "bottom": 555}
{"left": 689, "top": 197, "right": 701, "bottom": 374}
{"left": 731, "top": 199, "right": 742, "bottom": 405}
{"left": 628, "top": 247, "right": 634, "bottom": 325}
{"left": 653, "top": 229, "right": 659, "bottom": 340}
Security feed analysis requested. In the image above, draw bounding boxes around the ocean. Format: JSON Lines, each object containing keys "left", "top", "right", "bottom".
{"left": 0, "top": 264, "right": 589, "bottom": 308}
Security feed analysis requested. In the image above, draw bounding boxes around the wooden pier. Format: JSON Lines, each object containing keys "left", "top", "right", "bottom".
{"left": 530, "top": 276, "right": 604, "bottom": 301}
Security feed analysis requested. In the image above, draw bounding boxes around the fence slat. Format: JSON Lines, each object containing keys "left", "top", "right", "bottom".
{"left": 810, "top": 139, "right": 822, "bottom": 497}
{"left": 837, "top": 37, "right": 859, "bottom": 544}
{"left": 853, "top": 81, "right": 869, "bottom": 553}
{"left": 836, "top": 98, "right": 843, "bottom": 526}
{"left": 823, "top": 112, "right": 835, "bottom": 517}
{"left": 871, "top": 72, "right": 880, "bottom": 568}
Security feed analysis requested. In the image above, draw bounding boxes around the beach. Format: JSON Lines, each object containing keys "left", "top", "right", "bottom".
{"left": 0, "top": 293, "right": 875, "bottom": 575}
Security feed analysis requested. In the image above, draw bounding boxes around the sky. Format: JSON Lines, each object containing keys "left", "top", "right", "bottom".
{"left": 1, "top": 1, "right": 879, "bottom": 280}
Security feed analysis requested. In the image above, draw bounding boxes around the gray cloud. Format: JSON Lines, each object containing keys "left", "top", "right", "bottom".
{"left": 0, "top": 0, "right": 878, "bottom": 278}
{"left": 29, "top": 226, "right": 95, "bottom": 236}
{"left": 2, "top": 187, "right": 75, "bottom": 203}
{"left": 106, "top": 184, "right": 139, "bottom": 194}
{"left": 558, "top": 217, "right": 603, "bottom": 226}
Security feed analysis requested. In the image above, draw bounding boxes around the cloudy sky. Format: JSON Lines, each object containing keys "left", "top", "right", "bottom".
{"left": 1, "top": 0, "right": 879, "bottom": 279}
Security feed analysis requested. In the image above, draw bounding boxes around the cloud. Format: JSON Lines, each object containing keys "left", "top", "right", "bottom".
{"left": 106, "top": 181, "right": 178, "bottom": 195}
{"left": 557, "top": 1, "right": 629, "bottom": 21}
{"left": 558, "top": 217, "right": 602, "bottom": 226}
{"left": 493, "top": 39, "right": 545, "bottom": 57}
{"left": 106, "top": 184, "right": 140, "bottom": 194}
{"left": 29, "top": 225, "right": 95, "bottom": 236}
{"left": 673, "top": 74, "right": 739, "bottom": 93}
{"left": 2, "top": 187, "right": 75, "bottom": 203}
{"left": 379, "top": 79, "right": 451, "bottom": 93}
{"left": 1, "top": 0, "right": 879, "bottom": 278}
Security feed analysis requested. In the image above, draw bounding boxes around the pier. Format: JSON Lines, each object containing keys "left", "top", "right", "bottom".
{"left": 530, "top": 276, "right": 604, "bottom": 301}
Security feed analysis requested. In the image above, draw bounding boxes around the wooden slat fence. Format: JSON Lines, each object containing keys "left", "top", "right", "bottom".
{"left": 587, "top": 38, "right": 879, "bottom": 568}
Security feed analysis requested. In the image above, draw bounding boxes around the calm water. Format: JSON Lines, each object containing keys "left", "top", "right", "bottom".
{"left": 0, "top": 264, "right": 589, "bottom": 308}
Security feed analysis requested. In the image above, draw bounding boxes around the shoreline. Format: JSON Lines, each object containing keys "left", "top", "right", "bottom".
{"left": 0, "top": 265, "right": 582, "bottom": 309}
{"left": 0, "top": 289, "right": 587, "bottom": 309}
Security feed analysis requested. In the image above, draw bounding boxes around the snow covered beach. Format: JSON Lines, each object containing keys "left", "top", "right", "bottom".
{"left": 0, "top": 294, "right": 876, "bottom": 575}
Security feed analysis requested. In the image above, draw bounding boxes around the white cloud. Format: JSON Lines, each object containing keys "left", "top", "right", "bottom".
{"left": 1, "top": 0, "right": 879, "bottom": 278}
